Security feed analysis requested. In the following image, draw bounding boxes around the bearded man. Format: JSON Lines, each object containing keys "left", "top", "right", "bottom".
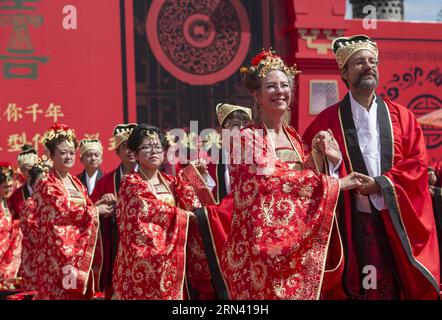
{"left": 303, "top": 35, "right": 440, "bottom": 300}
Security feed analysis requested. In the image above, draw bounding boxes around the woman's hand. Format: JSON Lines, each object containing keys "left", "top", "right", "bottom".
{"left": 323, "top": 130, "right": 342, "bottom": 166}
{"left": 311, "top": 131, "right": 327, "bottom": 152}
{"left": 429, "top": 186, "right": 435, "bottom": 197}
{"left": 187, "top": 211, "right": 195, "bottom": 218}
{"left": 192, "top": 159, "right": 209, "bottom": 181}
{"left": 96, "top": 203, "right": 115, "bottom": 218}
{"left": 312, "top": 130, "right": 342, "bottom": 166}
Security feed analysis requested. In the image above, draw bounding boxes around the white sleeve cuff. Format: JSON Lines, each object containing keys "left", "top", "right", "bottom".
{"left": 369, "top": 192, "right": 386, "bottom": 211}
{"left": 327, "top": 158, "right": 342, "bottom": 178}
{"left": 206, "top": 173, "right": 216, "bottom": 192}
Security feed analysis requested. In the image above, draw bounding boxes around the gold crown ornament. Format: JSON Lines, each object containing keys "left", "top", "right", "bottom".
{"left": 34, "top": 155, "right": 52, "bottom": 174}
{"left": 17, "top": 145, "right": 38, "bottom": 168}
{"left": 113, "top": 123, "right": 137, "bottom": 149}
{"left": 42, "top": 123, "right": 76, "bottom": 148}
{"left": 215, "top": 103, "right": 252, "bottom": 127}
{"left": 142, "top": 129, "right": 159, "bottom": 140}
{"left": 332, "top": 34, "right": 378, "bottom": 69}
{"left": 240, "top": 49, "right": 301, "bottom": 79}
{"left": 79, "top": 139, "right": 103, "bottom": 158}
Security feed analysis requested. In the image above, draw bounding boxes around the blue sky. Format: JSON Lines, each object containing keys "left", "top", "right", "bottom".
{"left": 345, "top": 0, "right": 442, "bottom": 22}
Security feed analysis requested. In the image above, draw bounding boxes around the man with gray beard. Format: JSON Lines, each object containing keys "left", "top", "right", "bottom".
{"left": 303, "top": 35, "right": 440, "bottom": 300}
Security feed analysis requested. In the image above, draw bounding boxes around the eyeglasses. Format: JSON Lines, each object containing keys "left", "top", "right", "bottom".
{"left": 137, "top": 144, "right": 164, "bottom": 153}
{"left": 223, "top": 121, "right": 250, "bottom": 129}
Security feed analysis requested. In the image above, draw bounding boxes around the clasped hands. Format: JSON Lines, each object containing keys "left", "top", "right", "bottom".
{"left": 340, "top": 172, "right": 381, "bottom": 194}
{"left": 312, "top": 130, "right": 380, "bottom": 193}
{"left": 95, "top": 193, "right": 117, "bottom": 218}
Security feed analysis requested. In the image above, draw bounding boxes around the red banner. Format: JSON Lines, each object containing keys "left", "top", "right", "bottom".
{"left": 0, "top": 0, "right": 135, "bottom": 173}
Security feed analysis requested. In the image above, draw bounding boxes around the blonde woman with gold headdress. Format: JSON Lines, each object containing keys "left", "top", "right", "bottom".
{"left": 31, "top": 123, "right": 113, "bottom": 299}
{"left": 215, "top": 49, "right": 364, "bottom": 300}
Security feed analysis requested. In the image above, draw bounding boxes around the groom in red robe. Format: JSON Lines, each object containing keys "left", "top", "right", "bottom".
{"left": 303, "top": 35, "right": 440, "bottom": 300}
{"left": 90, "top": 123, "right": 137, "bottom": 299}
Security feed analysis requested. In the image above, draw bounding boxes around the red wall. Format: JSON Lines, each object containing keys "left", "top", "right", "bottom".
{"left": 0, "top": 0, "right": 136, "bottom": 173}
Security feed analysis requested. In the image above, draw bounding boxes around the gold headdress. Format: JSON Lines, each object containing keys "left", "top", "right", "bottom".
{"left": 240, "top": 49, "right": 301, "bottom": 79}
{"left": 42, "top": 123, "right": 76, "bottom": 147}
{"left": 0, "top": 162, "right": 13, "bottom": 183}
{"left": 142, "top": 129, "right": 159, "bottom": 140}
{"left": 215, "top": 103, "right": 252, "bottom": 127}
{"left": 17, "top": 145, "right": 38, "bottom": 168}
{"left": 79, "top": 139, "right": 103, "bottom": 158}
{"left": 332, "top": 34, "right": 378, "bottom": 69}
{"left": 113, "top": 123, "right": 137, "bottom": 150}
{"left": 34, "top": 155, "right": 52, "bottom": 174}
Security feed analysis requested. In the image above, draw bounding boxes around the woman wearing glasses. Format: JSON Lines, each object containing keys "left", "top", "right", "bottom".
{"left": 112, "top": 124, "right": 214, "bottom": 300}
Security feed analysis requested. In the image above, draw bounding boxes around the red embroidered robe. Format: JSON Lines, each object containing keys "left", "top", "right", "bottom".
{"left": 8, "top": 183, "right": 31, "bottom": 219}
{"left": 0, "top": 198, "right": 22, "bottom": 288}
{"left": 18, "top": 197, "right": 39, "bottom": 292}
{"left": 112, "top": 170, "right": 214, "bottom": 300}
{"left": 217, "top": 123, "right": 340, "bottom": 300}
{"left": 32, "top": 170, "right": 102, "bottom": 299}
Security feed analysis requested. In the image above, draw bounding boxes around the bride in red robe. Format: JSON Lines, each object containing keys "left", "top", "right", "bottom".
{"left": 31, "top": 124, "right": 113, "bottom": 299}
{"left": 214, "top": 50, "right": 363, "bottom": 300}
{"left": 112, "top": 124, "right": 215, "bottom": 300}
{"left": 0, "top": 163, "right": 22, "bottom": 290}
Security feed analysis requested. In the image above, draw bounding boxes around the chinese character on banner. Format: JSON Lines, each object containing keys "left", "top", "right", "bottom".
{"left": 45, "top": 103, "right": 63, "bottom": 122}
{"left": 25, "top": 103, "right": 43, "bottom": 122}
{"left": 31, "top": 132, "right": 41, "bottom": 152}
{"left": 2, "top": 102, "right": 23, "bottom": 122}
{"left": 0, "top": 0, "right": 39, "bottom": 10}
{"left": 0, "top": 0, "right": 49, "bottom": 79}
{"left": 108, "top": 136, "right": 116, "bottom": 151}
{"left": 7, "top": 132, "right": 29, "bottom": 152}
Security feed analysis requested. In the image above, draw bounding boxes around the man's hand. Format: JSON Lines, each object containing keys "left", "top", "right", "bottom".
{"left": 356, "top": 174, "right": 381, "bottom": 195}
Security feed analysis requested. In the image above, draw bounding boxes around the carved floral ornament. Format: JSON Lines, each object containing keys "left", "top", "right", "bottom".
{"left": 146, "top": 0, "right": 251, "bottom": 85}
{"left": 298, "top": 29, "right": 345, "bottom": 55}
